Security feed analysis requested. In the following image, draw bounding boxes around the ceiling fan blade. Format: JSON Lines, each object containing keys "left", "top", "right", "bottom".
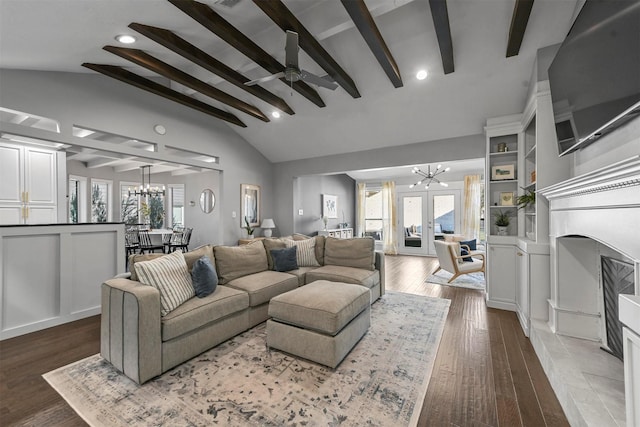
{"left": 299, "top": 70, "right": 339, "bottom": 90}
{"left": 285, "top": 30, "right": 299, "bottom": 69}
{"left": 244, "top": 72, "right": 285, "bottom": 86}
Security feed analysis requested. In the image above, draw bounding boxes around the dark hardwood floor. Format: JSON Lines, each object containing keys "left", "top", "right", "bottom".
{"left": 0, "top": 255, "right": 568, "bottom": 426}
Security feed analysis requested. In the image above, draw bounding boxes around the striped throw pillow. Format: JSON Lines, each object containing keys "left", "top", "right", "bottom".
{"left": 134, "top": 250, "right": 195, "bottom": 316}
{"left": 284, "top": 237, "right": 320, "bottom": 267}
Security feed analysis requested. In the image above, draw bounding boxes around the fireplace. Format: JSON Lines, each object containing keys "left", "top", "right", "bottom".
{"left": 536, "top": 155, "right": 640, "bottom": 426}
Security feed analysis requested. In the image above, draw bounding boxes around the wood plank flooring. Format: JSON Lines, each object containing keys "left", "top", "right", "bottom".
{"left": 0, "top": 255, "right": 568, "bottom": 426}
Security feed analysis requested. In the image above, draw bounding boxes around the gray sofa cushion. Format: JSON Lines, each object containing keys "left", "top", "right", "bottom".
{"left": 268, "top": 280, "right": 370, "bottom": 335}
{"left": 225, "top": 270, "right": 298, "bottom": 306}
{"left": 161, "top": 285, "right": 249, "bottom": 341}
{"left": 214, "top": 241, "right": 268, "bottom": 284}
{"left": 306, "top": 265, "right": 380, "bottom": 290}
{"left": 324, "top": 237, "right": 375, "bottom": 270}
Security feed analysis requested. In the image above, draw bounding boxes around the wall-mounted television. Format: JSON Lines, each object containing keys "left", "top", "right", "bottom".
{"left": 548, "top": 0, "right": 640, "bottom": 156}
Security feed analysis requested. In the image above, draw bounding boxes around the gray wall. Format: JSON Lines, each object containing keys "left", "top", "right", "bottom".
{"left": 0, "top": 69, "right": 273, "bottom": 245}
{"left": 294, "top": 174, "right": 355, "bottom": 236}
{"left": 273, "top": 134, "right": 485, "bottom": 236}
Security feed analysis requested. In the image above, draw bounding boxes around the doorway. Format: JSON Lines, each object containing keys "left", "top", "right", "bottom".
{"left": 398, "top": 190, "right": 461, "bottom": 255}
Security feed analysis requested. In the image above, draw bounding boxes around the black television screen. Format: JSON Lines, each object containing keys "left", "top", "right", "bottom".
{"left": 548, "top": 0, "right": 640, "bottom": 156}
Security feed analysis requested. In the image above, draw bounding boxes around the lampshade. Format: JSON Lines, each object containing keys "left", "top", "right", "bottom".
{"left": 261, "top": 218, "right": 275, "bottom": 228}
{"left": 261, "top": 218, "right": 276, "bottom": 238}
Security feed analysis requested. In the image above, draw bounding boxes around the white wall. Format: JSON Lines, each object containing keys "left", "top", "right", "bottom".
{"left": 0, "top": 69, "right": 273, "bottom": 245}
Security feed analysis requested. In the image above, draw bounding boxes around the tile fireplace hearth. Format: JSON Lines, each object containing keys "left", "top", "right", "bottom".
{"left": 539, "top": 155, "right": 640, "bottom": 426}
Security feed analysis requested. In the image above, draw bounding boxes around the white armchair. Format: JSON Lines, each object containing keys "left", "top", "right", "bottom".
{"left": 433, "top": 240, "right": 485, "bottom": 283}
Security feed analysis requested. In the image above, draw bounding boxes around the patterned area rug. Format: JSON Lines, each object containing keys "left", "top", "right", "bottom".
{"left": 426, "top": 269, "right": 485, "bottom": 290}
{"left": 44, "top": 291, "right": 450, "bottom": 427}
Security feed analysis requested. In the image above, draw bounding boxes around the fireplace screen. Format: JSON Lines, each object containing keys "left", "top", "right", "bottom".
{"left": 601, "top": 256, "right": 634, "bottom": 361}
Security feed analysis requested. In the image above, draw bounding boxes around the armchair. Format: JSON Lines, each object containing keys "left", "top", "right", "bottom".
{"left": 433, "top": 240, "right": 485, "bottom": 283}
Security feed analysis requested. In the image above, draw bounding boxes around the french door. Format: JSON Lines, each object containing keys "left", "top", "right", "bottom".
{"left": 398, "top": 190, "right": 461, "bottom": 255}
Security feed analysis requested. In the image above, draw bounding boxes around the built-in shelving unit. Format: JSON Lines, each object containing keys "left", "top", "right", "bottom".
{"left": 487, "top": 130, "right": 519, "bottom": 237}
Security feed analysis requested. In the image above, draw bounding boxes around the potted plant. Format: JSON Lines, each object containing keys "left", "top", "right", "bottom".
{"left": 494, "top": 210, "right": 512, "bottom": 236}
{"left": 516, "top": 187, "right": 536, "bottom": 210}
{"left": 243, "top": 216, "right": 255, "bottom": 238}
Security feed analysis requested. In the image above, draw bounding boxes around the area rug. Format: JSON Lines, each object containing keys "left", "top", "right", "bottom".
{"left": 426, "top": 269, "right": 485, "bottom": 290}
{"left": 44, "top": 291, "right": 450, "bottom": 427}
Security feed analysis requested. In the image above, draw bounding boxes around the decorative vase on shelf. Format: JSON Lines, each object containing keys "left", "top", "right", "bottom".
{"left": 497, "top": 226, "right": 508, "bottom": 236}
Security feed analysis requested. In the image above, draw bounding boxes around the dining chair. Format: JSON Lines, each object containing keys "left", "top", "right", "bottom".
{"left": 170, "top": 228, "right": 192, "bottom": 252}
{"left": 138, "top": 230, "right": 165, "bottom": 254}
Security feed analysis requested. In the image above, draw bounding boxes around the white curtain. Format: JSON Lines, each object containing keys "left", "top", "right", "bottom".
{"left": 462, "top": 174, "right": 482, "bottom": 240}
{"left": 356, "top": 182, "right": 366, "bottom": 238}
{"left": 382, "top": 181, "right": 398, "bottom": 255}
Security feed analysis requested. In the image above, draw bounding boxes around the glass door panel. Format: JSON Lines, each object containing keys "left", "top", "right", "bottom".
{"left": 428, "top": 191, "right": 460, "bottom": 254}
{"left": 403, "top": 196, "right": 423, "bottom": 248}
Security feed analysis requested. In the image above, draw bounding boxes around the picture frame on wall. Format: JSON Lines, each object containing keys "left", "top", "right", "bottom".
{"left": 500, "top": 192, "right": 515, "bottom": 206}
{"left": 491, "top": 164, "right": 515, "bottom": 181}
{"left": 322, "top": 194, "right": 338, "bottom": 218}
{"left": 241, "top": 184, "right": 260, "bottom": 227}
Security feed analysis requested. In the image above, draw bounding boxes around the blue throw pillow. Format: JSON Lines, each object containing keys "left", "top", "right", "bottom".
{"left": 270, "top": 246, "right": 298, "bottom": 272}
{"left": 191, "top": 256, "right": 218, "bottom": 298}
{"left": 460, "top": 239, "right": 477, "bottom": 262}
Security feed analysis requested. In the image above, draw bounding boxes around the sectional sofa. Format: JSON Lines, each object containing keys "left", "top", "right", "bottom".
{"left": 101, "top": 235, "right": 385, "bottom": 384}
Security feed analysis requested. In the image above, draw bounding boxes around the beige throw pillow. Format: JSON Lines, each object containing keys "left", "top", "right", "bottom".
{"left": 284, "top": 238, "right": 320, "bottom": 267}
{"left": 134, "top": 250, "right": 195, "bottom": 316}
{"left": 213, "top": 241, "right": 268, "bottom": 284}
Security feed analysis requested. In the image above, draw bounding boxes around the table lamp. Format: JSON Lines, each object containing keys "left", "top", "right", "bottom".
{"left": 261, "top": 218, "right": 276, "bottom": 238}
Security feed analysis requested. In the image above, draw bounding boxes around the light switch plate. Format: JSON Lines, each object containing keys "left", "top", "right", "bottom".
{"left": 298, "top": 209, "right": 304, "bottom": 216}
{"left": 232, "top": 211, "right": 237, "bottom": 218}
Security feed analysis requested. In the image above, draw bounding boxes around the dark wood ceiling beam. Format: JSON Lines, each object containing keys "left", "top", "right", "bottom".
{"left": 340, "top": 0, "right": 402, "bottom": 88}
{"left": 81, "top": 63, "right": 246, "bottom": 127}
{"left": 129, "top": 23, "right": 295, "bottom": 115}
{"left": 168, "top": 0, "right": 325, "bottom": 108}
{"left": 104, "top": 45, "right": 269, "bottom": 122}
{"left": 506, "top": 0, "right": 534, "bottom": 57}
{"left": 429, "top": 0, "right": 454, "bottom": 74}
{"left": 253, "top": 0, "right": 361, "bottom": 99}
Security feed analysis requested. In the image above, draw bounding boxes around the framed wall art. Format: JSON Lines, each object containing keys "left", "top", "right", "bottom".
{"left": 491, "top": 164, "right": 515, "bottom": 181}
{"left": 322, "top": 194, "right": 338, "bottom": 218}
{"left": 241, "top": 184, "right": 260, "bottom": 227}
{"left": 500, "top": 192, "right": 514, "bottom": 206}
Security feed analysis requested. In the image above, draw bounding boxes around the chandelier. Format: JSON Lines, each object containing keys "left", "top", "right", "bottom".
{"left": 128, "top": 165, "right": 165, "bottom": 197}
{"left": 409, "top": 164, "right": 450, "bottom": 189}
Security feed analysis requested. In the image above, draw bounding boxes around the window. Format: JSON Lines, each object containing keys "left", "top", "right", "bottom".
{"left": 167, "top": 184, "right": 185, "bottom": 228}
{"left": 120, "top": 183, "right": 139, "bottom": 225}
{"left": 364, "top": 187, "right": 383, "bottom": 240}
{"left": 91, "top": 179, "right": 112, "bottom": 223}
{"left": 68, "top": 175, "right": 87, "bottom": 223}
{"left": 145, "top": 194, "right": 165, "bottom": 229}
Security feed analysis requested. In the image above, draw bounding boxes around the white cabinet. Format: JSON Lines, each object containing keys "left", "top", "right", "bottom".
{"left": 486, "top": 242, "right": 517, "bottom": 310}
{"left": 318, "top": 228, "right": 353, "bottom": 239}
{"left": 516, "top": 247, "right": 530, "bottom": 330}
{"left": 0, "top": 142, "right": 58, "bottom": 224}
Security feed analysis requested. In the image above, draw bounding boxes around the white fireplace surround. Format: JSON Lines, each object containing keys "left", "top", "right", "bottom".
{"left": 538, "top": 155, "right": 640, "bottom": 426}
{"left": 541, "top": 155, "right": 640, "bottom": 340}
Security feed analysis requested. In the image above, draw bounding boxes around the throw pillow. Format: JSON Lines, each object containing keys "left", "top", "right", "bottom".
{"left": 460, "top": 239, "right": 477, "bottom": 262}
{"left": 191, "top": 256, "right": 218, "bottom": 298}
{"left": 284, "top": 238, "right": 320, "bottom": 267}
{"left": 134, "top": 250, "right": 195, "bottom": 316}
{"left": 263, "top": 238, "right": 286, "bottom": 270}
{"left": 270, "top": 246, "right": 299, "bottom": 272}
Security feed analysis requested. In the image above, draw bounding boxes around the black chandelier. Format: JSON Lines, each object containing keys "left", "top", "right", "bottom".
{"left": 409, "top": 164, "right": 450, "bottom": 189}
{"left": 128, "top": 165, "right": 165, "bottom": 197}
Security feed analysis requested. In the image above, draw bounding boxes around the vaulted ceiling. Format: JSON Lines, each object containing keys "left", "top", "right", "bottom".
{"left": 0, "top": 0, "right": 580, "bottom": 163}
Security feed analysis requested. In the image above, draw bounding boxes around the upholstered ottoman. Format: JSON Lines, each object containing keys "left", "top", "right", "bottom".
{"left": 266, "top": 280, "right": 371, "bottom": 368}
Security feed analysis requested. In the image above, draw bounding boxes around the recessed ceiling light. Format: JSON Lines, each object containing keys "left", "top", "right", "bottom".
{"left": 272, "top": 111, "right": 281, "bottom": 119}
{"left": 115, "top": 34, "right": 136, "bottom": 44}
{"left": 416, "top": 69, "right": 428, "bottom": 80}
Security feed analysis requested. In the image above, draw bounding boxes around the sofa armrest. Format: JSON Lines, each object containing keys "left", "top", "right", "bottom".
{"left": 375, "top": 251, "right": 385, "bottom": 296}
{"left": 101, "top": 278, "right": 162, "bottom": 384}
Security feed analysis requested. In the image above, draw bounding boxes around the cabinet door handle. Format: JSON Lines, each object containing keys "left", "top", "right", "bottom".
{"left": 25, "top": 191, "right": 29, "bottom": 203}
{"left": 517, "top": 252, "right": 523, "bottom": 256}
{"left": 24, "top": 207, "right": 29, "bottom": 220}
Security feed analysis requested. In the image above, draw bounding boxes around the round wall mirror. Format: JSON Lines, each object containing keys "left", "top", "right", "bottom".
{"left": 199, "top": 189, "right": 216, "bottom": 213}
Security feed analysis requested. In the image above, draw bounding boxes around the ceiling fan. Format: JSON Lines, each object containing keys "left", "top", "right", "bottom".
{"left": 244, "top": 31, "right": 339, "bottom": 90}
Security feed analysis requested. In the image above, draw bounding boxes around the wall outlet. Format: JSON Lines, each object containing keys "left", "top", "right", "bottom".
{"left": 232, "top": 211, "right": 237, "bottom": 218}
{"left": 298, "top": 209, "right": 304, "bottom": 216}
